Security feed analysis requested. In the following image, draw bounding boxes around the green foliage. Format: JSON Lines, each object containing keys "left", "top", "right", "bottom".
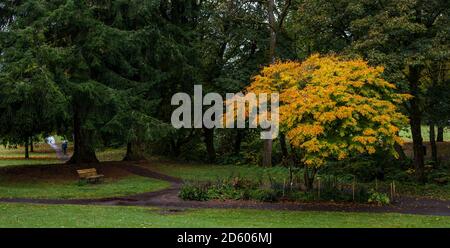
{"left": 368, "top": 191, "right": 391, "bottom": 205}
{"left": 179, "top": 181, "right": 210, "bottom": 201}
{"left": 249, "top": 188, "right": 281, "bottom": 202}
{"left": 179, "top": 175, "right": 283, "bottom": 202}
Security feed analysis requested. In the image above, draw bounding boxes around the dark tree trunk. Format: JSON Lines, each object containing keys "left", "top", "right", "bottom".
{"left": 67, "top": 108, "right": 99, "bottom": 164}
{"left": 303, "top": 167, "right": 317, "bottom": 191}
{"left": 203, "top": 128, "right": 216, "bottom": 163}
{"left": 123, "top": 141, "right": 146, "bottom": 161}
{"left": 408, "top": 66, "right": 425, "bottom": 182}
{"left": 24, "top": 139, "right": 29, "bottom": 159}
{"left": 261, "top": 0, "right": 276, "bottom": 168}
{"left": 262, "top": 139, "right": 272, "bottom": 167}
{"left": 233, "top": 130, "right": 243, "bottom": 155}
{"left": 171, "top": 140, "right": 181, "bottom": 157}
{"left": 290, "top": 143, "right": 300, "bottom": 165}
{"left": 279, "top": 132, "right": 288, "bottom": 159}
{"left": 394, "top": 142, "right": 407, "bottom": 162}
{"left": 437, "top": 126, "right": 444, "bottom": 142}
{"left": 30, "top": 137, "right": 34, "bottom": 152}
{"left": 429, "top": 122, "right": 438, "bottom": 163}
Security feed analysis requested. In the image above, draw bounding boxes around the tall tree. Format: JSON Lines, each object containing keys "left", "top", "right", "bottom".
{"left": 0, "top": 6, "right": 68, "bottom": 158}
{"left": 248, "top": 55, "right": 409, "bottom": 189}
{"left": 1, "top": 0, "right": 185, "bottom": 163}
{"left": 292, "top": 0, "right": 450, "bottom": 181}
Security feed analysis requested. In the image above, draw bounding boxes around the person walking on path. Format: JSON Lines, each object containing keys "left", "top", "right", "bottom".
{"left": 62, "top": 140, "right": 68, "bottom": 155}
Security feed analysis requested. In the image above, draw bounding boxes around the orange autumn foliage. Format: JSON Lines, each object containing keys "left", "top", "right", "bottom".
{"left": 247, "top": 54, "right": 410, "bottom": 167}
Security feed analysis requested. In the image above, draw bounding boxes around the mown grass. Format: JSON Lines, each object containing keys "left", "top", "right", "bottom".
{"left": 0, "top": 143, "right": 60, "bottom": 167}
{"left": 0, "top": 175, "right": 170, "bottom": 199}
{"left": 0, "top": 203, "right": 449, "bottom": 228}
{"left": 147, "top": 161, "right": 289, "bottom": 183}
{"left": 0, "top": 159, "right": 61, "bottom": 168}
{"left": 0, "top": 144, "right": 126, "bottom": 167}
{"left": 400, "top": 125, "right": 450, "bottom": 142}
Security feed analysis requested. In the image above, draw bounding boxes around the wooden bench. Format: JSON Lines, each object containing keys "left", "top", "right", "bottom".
{"left": 77, "top": 168, "right": 104, "bottom": 184}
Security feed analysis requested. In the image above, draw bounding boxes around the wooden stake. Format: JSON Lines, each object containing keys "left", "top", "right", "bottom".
{"left": 352, "top": 176, "right": 355, "bottom": 201}
{"left": 390, "top": 182, "right": 393, "bottom": 200}
{"left": 393, "top": 181, "right": 396, "bottom": 200}
{"left": 318, "top": 178, "right": 321, "bottom": 199}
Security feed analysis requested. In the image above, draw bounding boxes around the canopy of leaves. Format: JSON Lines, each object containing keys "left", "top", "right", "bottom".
{"left": 248, "top": 54, "right": 410, "bottom": 167}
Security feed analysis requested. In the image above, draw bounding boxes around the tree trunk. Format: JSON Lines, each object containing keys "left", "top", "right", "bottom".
{"left": 24, "top": 139, "right": 29, "bottom": 159}
{"left": 408, "top": 65, "right": 425, "bottom": 182}
{"left": 123, "top": 141, "right": 146, "bottom": 161}
{"left": 268, "top": 0, "right": 276, "bottom": 63}
{"left": 394, "top": 142, "right": 407, "bottom": 162}
{"left": 171, "top": 140, "right": 181, "bottom": 157}
{"left": 203, "top": 128, "right": 216, "bottom": 163}
{"left": 262, "top": 139, "right": 273, "bottom": 167}
{"left": 30, "top": 137, "right": 34, "bottom": 152}
{"left": 233, "top": 130, "right": 243, "bottom": 155}
{"left": 279, "top": 132, "right": 288, "bottom": 159}
{"left": 262, "top": 0, "right": 276, "bottom": 168}
{"left": 437, "top": 126, "right": 444, "bottom": 142}
{"left": 67, "top": 108, "right": 99, "bottom": 164}
{"left": 290, "top": 143, "right": 301, "bottom": 165}
{"left": 303, "top": 167, "right": 317, "bottom": 191}
{"left": 429, "top": 122, "right": 438, "bottom": 163}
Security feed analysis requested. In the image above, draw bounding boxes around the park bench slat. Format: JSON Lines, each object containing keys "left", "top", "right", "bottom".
{"left": 77, "top": 168, "right": 104, "bottom": 183}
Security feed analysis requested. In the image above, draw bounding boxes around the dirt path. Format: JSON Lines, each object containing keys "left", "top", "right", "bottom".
{"left": 46, "top": 141, "right": 69, "bottom": 161}
{"left": 1, "top": 162, "right": 450, "bottom": 216}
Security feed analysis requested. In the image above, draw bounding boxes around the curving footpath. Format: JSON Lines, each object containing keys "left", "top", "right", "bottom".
{"left": 1, "top": 163, "right": 450, "bottom": 216}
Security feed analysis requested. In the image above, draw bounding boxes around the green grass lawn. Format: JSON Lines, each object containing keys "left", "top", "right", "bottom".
{"left": 400, "top": 125, "right": 450, "bottom": 142}
{"left": 0, "top": 175, "right": 170, "bottom": 199}
{"left": 0, "top": 144, "right": 126, "bottom": 168}
{"left": 0, "top": 203, "right": 449, "bottom": 227}
{"left": 0, "top": 159, "right": 61, "bottom": 168}
{"left": 0, "top": 143, "right": 60, "bottom": 167}
{"left": 148, "top": 161, "right": 289, "bottom": 182}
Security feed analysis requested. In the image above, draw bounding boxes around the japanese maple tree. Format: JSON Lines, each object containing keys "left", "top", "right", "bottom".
{"left": 248, "top": 54, "right": 410, "bottom": 189}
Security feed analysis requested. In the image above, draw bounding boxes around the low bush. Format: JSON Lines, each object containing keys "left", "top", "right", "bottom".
{"left": 368, "top": 191, "right": 390, "bottom": 205}
{"left": 179, "top": 181, "right": 209, "bottom": 201}
{"left": 179, "top": 173, "right": 396, "bottom": 204}
{"left": 250, "top": 188, "right": 281, "bottom": 202}
{"left": 179, "top": 176, "right": 284, "bottom": 202}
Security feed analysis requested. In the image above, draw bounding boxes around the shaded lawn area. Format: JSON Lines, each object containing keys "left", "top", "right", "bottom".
{"left": 146, "top": 159, "right": 289, "bottom": 182}
{"left": 0, "top": 144, "right": 126, "bottom": 167}
{"left": 0, "top": 175, "right": 169, "bottom": 199}
{"left": 400, "top": 125, "right": 450, "bottom": 142}
{"left": 0, "top": 147, "right": 169, "bottom": 200}
{"left": 403, "top": 141, "right": 450, "bottom": 161}
{"left": 0, "top": 143, "right": 61, "bottom": 167}
{"left": 393, "top": 183, "right": 450, "bottom": 200}
{"left": 0, "top": 203, "right": 449, "bottom": 228}
{"left": 0, "top": 159, "right": 61, "bottom": 168}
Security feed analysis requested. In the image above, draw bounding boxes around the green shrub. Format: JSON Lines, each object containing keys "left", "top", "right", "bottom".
{"left": 207, "top": 184, "right": 245, "bottom": 200}
{"left": 368, "top": 191, "right": 390, "bottom": 205}
{"left": 250, "top": 188, "right": 280, "bottom": 202}
{"left": 179, "top": 181, "right": 209, "bottom": 201}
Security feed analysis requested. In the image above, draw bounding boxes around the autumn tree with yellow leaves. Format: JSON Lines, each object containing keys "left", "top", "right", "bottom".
{"left": 247, "top": 54, "right": 410, "bottom": 189}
